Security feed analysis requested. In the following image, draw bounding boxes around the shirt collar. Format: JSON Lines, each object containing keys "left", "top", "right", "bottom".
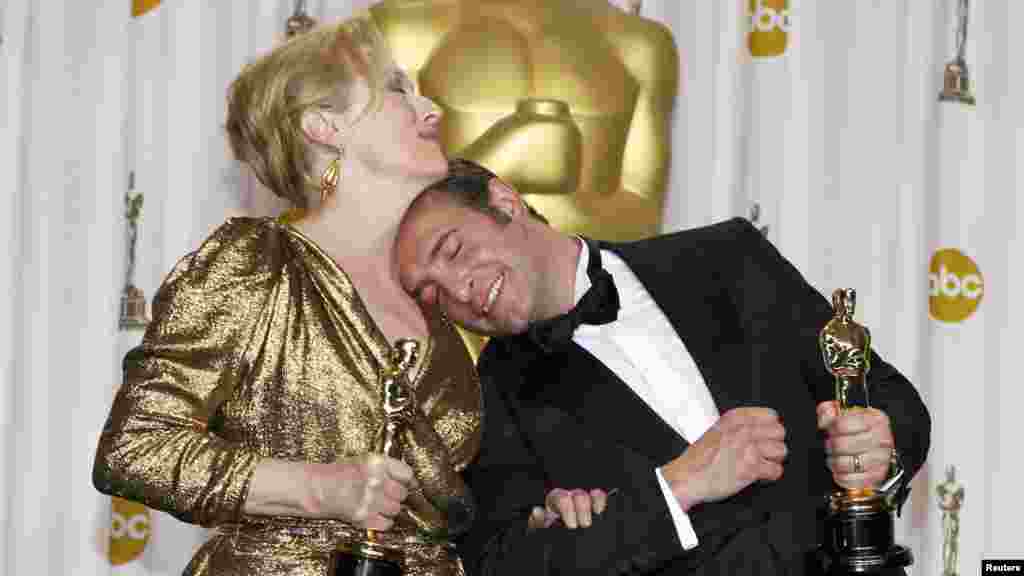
{"left": 572, "top": 236, "right": 592, "bottom": 306}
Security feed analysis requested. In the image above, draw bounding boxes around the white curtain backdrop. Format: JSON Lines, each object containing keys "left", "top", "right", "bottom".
{"left": 662, "top": 1, "right": 1024, "bottom": 571}
{"left": 2, "top": 1, "right": 127, "bottom": 574}
{"left": 2, "top": 0, "right": 1020, "bottom": 574}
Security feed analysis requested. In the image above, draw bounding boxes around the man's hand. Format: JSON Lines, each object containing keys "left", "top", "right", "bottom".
{"left": 660, "top": 407, "right": 787, "bottom": 510}
{"left": 527, "top": 488, "right": 610, "bottom": 530}
{"left": 817, "top": 401, "right": 894, "bottom": 490}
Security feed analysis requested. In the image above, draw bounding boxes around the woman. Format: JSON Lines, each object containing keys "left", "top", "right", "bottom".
{"left": 94, "top": 14, "right": 543, "bottom": 576}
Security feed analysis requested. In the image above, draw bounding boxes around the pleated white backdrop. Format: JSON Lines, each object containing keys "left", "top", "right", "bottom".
{"left": 2, "top": 0, "right": 1021, "bottom": 574}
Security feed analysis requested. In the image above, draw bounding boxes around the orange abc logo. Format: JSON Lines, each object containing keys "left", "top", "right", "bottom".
{"left": 748, "top": 0, "right": 791, "bottom": 58}
{"left": 109, "top": 497, "right": 151, "bottom": 565}
{"left": 928, "top": 248, "right": 983, "bottom": 323}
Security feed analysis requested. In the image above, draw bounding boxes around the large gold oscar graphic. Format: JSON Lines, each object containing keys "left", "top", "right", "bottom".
{"left": 370, "top": 0, "right": 677, "bottom": 243}
{"left": 371, "top": 0, "right": 678, "bottom": 358}
{"left": 817, "top": 289, "right": 913, "bottom": 574}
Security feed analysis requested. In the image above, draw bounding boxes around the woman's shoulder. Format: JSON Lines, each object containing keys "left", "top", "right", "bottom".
{"left": 160, "top": 216, "right": 292, "bottom": 297}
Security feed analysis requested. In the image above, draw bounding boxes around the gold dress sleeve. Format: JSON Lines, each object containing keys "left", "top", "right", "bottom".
{"left": 93, "top": 219, "right": 272, "bottom": 526}
{"left": 92, "top": 217, "right": 482, "bottom": 576}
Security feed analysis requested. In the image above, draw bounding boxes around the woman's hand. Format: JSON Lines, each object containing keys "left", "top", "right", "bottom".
{"left": 305, "top": 454, "right": 418, "bottom": 530}
{"left": 527, "top": 488, "right": 610, "bottom": 530}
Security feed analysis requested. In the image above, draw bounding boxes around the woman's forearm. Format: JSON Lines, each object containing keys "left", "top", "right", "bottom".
{"left": 242, "top": 458, "right": 322, "bottom": 517}
{"left": 242, "top": 455, "right": 415, "bottom": 529}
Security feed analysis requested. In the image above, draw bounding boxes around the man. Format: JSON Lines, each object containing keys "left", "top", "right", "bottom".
{"left": 394, "top": 160, "right": 931, "bottom": 575}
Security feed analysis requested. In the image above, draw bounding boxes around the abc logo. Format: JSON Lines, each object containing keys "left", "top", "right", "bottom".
{"left": 929, "top": 248, "right": 983, "bottom": 323}
{"left": 109, "top": 497, "right": 151, "bottom": 565}
{"left": 748, "top": 0, "right": 791, "bottom": 58}
{"left": 131, "top": 0, "right": 161, "bottom": 17}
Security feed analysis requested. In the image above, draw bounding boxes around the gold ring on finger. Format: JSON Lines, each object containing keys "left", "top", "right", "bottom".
{"left": 852, "top": 454, "right": 864, "bottom": 473}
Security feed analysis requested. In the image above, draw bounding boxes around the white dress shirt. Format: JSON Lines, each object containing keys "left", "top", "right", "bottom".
{"left": 570, "top": 239, "right": 720, "bottom": 550}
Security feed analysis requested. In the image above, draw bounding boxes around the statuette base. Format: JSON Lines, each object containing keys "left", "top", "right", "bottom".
{"left": 818, "top": 491, "right": 913, "bottom": 574}
{"left": 334, "top": 542, "right": 402, "bottom": 576}
{"left": 938, "top": 61, "right": 976, "bottom": 106}
{"left": 119, "top": 285, "right": 149, "bottom": 330}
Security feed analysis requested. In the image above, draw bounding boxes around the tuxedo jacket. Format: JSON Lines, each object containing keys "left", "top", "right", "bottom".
{"left": 455, "top": 218, "right": 930, "bottom": 576}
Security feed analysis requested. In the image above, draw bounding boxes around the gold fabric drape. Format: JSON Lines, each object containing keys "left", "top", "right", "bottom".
{"left": 94, "top": 217, "right": 482, "bottom": 575}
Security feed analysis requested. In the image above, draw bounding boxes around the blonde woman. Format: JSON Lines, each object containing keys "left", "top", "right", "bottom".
{"left": 93, "top": 14, "right": 603, "bottom": 576}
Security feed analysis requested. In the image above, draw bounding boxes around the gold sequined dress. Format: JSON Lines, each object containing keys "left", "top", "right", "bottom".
{"left": 93, "top": 217, "right": 482, "bottom": 576}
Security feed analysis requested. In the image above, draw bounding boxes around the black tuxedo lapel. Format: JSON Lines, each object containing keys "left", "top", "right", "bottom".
{"left": 514, "top": 338, "right": 688, "bottom": 467}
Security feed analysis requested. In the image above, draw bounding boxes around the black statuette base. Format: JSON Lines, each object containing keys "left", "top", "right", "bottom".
{"left": 334, "top": 552, "right": 402, "bottom": 576}
{"left": 818, "top": 502, "right": 913, "bottom": 574}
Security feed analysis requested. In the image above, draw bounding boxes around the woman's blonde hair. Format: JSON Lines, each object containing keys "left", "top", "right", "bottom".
{"left": 225, "top": 14, "right": 393, "bottom": 207}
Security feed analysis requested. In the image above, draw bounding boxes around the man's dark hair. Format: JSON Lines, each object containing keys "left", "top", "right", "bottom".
{"left": 415, "top": 158, "right": 549, "bottom": 225}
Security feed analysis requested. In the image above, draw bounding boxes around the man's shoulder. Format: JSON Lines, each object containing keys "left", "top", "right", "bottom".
{"left": 606, "top": 217, "right": 762, "bottom": 261}
{"left": 657, "top": 216, "right": 760, "bottom": 244}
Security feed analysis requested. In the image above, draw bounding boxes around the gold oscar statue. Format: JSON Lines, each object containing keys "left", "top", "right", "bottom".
{"left": 938, "top": 0, "right": 976, "bottom": 105}
{"left": 817, "top": 289, "right": 912, "bottom": 574}
{"left": 936, "top": 466, "right": 964, "bottom": 576}
{"left": 370, "top": 0, "right": 677, "bottom": 242}
{"left": 370, "top": 0, "right": 678, "bottom": 356}
{"left": 335, "top": 340, "right": 422, "bottom": 576}
{"left": 819, "top": 288, "right": 872, "bottom": 414}
{"left": 120, "top": 173, "right": 149, "bottom": 330}
{"left": 336, "top": 339, "right": 471, "bottom": 575}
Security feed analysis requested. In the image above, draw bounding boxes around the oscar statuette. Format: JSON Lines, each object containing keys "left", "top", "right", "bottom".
{"left": 936, "top": 466, "right": 964, "bottom": 576}
{"left": 333, "top": 340, "right": 420, "bottom": 576}
{"left": 817, "top": 289, "right": 913, "bottom": 574}
{"left": 119, "top": 173, "right": 149, "bottom": 330}
{"left": 285, "top": 0, "right": 316, "bottom": 40}
{"left": 938, "top": 0, "right": 976, "bottom": 105}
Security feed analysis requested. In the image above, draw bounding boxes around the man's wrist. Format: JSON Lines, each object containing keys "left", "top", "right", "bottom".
{"left": 675, "top": 488, "right": 698, "bottom": 513}
{"left": 662, "top": 468, "right": 699, "bottom": 512}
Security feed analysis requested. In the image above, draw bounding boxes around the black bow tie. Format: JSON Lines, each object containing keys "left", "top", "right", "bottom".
{"left": 526, "top": 238, "right": 620, "bottom": 353}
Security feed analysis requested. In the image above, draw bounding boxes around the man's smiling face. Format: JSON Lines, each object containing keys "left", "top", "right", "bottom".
{"left": 394, "top": 181, "right": 544, "bottom": 337}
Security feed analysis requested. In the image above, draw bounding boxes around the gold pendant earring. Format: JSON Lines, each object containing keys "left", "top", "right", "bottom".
{"left": 320, "top": 148, "right": 342, "bottom": 204}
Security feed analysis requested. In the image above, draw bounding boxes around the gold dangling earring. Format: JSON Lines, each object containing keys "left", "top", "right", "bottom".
{"left": 320, "top": 147, "right": 342, "bottom": 204}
